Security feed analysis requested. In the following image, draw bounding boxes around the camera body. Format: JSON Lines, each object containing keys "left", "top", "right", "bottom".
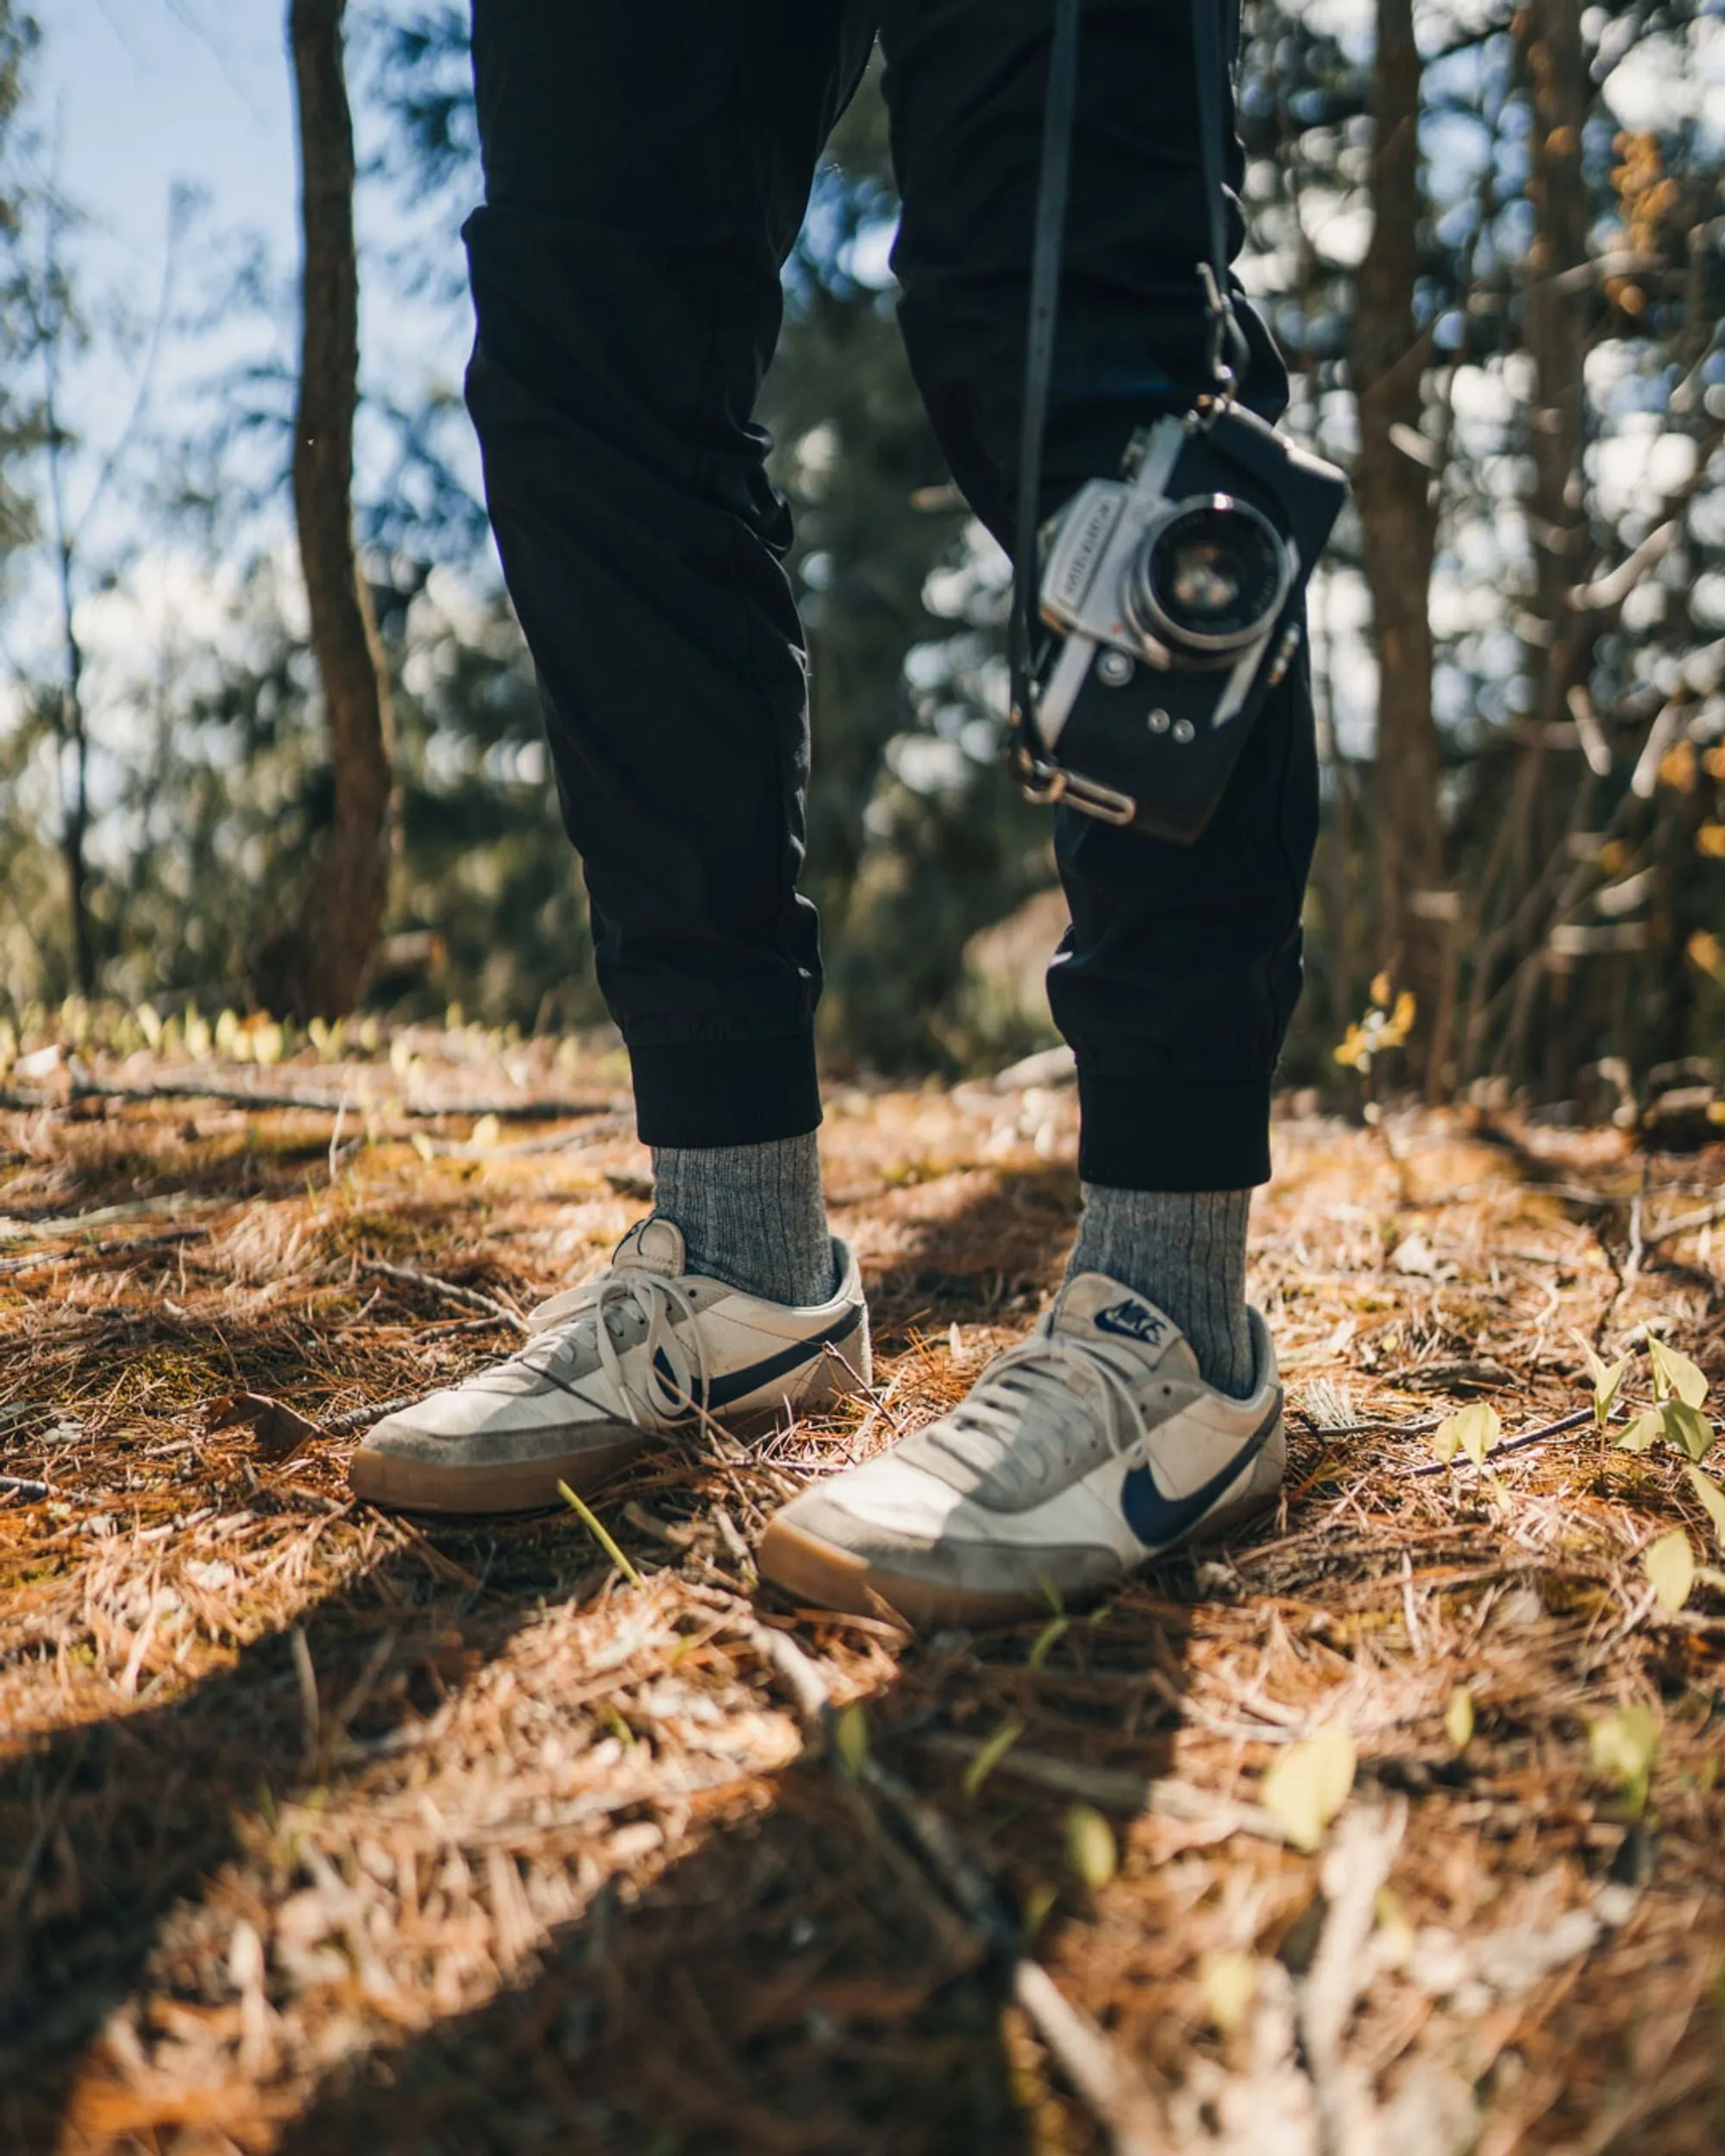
{"left": 1014, "top": 398, "right": 1346, "bottom": 843}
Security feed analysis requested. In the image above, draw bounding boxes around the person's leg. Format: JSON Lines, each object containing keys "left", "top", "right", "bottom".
{"left": 757, "top": 0, "right": 1316, "bottom": 1620}
{"left": 349, "top": 3, "right": 886, "bottom": 1519}
{"left": 879, "top": 0, "right": 1316, "bottom": 1393}
{"left": 463, "top": 0, "right": 875, "bottom": 1304}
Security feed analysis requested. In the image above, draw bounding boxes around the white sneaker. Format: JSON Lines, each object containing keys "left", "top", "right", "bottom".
{"left": 756, "top": 1270, "right": 1282, "bottom": 1626}
{"left": 349, "top": 1219, "right": 870, "bottom": 1514}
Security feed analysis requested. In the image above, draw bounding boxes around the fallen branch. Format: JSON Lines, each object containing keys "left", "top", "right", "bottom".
{"left": 2, "top": 1073, "right": 621, "bottom": 1122}
{"left": 0, "top": 1474, "right": 54, "bottom": 1503}
{"left": 747, "top": 1621, "right": 1169, "bottom": 2155}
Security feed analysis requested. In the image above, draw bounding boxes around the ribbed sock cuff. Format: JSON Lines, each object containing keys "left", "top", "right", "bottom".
{"left": 629, "top": 1032, "right": 821, "bottom": 1150}
{"left": 1076, "top": 1070, "right": 1272, "bottom": 1191}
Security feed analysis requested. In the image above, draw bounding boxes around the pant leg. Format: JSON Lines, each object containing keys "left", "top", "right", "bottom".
{"left": 465, "top": 1, "right": 873, "bottom": 1146}
{"left": 877, "top": 0, "right": 1318, "bottom": 1190}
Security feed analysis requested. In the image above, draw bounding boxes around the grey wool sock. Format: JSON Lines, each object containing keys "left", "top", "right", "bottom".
{"left": 1066, "top": 1185, "right": 1255, "bottom": 1400}
{"left": 649, "top": 1133, "right": 836, "bottom": 1307}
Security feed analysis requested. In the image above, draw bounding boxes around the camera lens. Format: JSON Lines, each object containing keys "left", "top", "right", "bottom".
{"left": 1126, "top": 494, "right": 1290, "bottom": 659}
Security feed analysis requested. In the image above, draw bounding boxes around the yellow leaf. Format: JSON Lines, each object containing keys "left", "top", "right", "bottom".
{"left": 1020, "top": 1880, "right": 1058, "bottom": 1945}
{"left": 470, "top": 1112, "right": 502, "bottom": 1153}
{"left": 1370, "top": 969, "right": 1392, "bottom": 1007}
{"left": 215, "top": 1008, "right": 239, "bottom": 1053}
{"left": 1697, "top": 823, "right": 1725, "bottom": 859}
{"left": 1647, "top": 1336, "right": 1708, "bottom": 1409}
{"left": 1659, "top": 739, "right": 1697, "bottom": 793}
{"left": 1199, "top": 1950, "right": 1258, "bottom": 2035}
{"left": 135, "top": 1003, "right": 163, "bottom": 1049}
{"left": 833, "top": 1702, "right": 869, "bottom": 1778}
{"left": 1261, "top": 1727, "right": 1357, "bottom": 1853}
{"left": 1333, "top": 1023, "right": 1368, "bottom": 1071}
{"left": 1646, "top": 1529, "right": 1695, "bottom": 1614}
{"left": 1433, "top": 1401, "right": 1500, "bottom": 1468}
{"left": 1662, "top": 1401, "right": 1714, "bottom": 1462}
{"left": 183, "top": 1013, "right": 210, "bottom": 1062}
{"left": 411, "top": 1132, "right": 436, "bottom": 1164}
{"left": 1684, "top": 1464, "right": 1725, "bottom": 1554}
{"left": 963, "top": 1716, "right": 1024, "bottom": 1800}
{"left": 1445, "top": 1685, "right": 1475, "bottom": 1752}
{"left": 1688, "top": 930, "right": 1725, "bottom": 982}
{"left": 1374, "top": 1886, "right": 1415, "bottom": 1969}
{"left": 1705, "top": 743, "right": 1725, "bottom": 782}
{"left": 1588, "top": 1705, "right": 1659, "bottom": 1816}
{"left": 1616, "top": 1407, "right": 1664, "bottom": 1454}
{"left": 1064, "top": 1804, "right": 1118, "bottom": 1890}
{"left": 390, "top": 1035, "right": 413, "bottom": 1077}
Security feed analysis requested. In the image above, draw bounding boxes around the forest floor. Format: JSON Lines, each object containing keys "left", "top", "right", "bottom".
{"left": 2, "top": 1026, "right": 1724, "bottom": 2154}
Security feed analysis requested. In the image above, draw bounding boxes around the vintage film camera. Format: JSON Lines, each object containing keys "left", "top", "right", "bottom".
{"left": 1012, "top": 394, "right": 1347, "bottom": 845}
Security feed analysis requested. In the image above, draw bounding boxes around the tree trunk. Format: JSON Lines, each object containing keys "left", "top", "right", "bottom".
{"left": 279, "top": 0, "right": 394, "bottom": 1018}
{"left": 1498, "top": 0, "right": 1591, "bottom": 1082}
{"left": 1352, "top": 0, "right": 1450, "bottom": 1088}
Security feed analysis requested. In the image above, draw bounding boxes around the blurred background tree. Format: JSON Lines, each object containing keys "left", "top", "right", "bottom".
{"left": 3, "top": 0, "right": 1724, "bottom": 1111}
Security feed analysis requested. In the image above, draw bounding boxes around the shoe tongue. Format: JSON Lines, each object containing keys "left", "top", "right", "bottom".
{"left": 1050, "top": 1273, "right": 1199, "bottom": 1376}
{"left": 612, "top": 1216, "right": 687, "bottom": 1277}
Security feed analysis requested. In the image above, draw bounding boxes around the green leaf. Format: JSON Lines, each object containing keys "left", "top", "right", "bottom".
{"left": 1260, "top": 1727, "right": 1357, "bottom": 1853}
{"left": 557, "top": 1481, "right": 643, "bottom": 1587}
{"left": 1573, "top": 1332, "right": 1629, "bottom": 1426}
{"left": 1647, "top": 1529, "right": 1696, "bottom": 1615}
{"left": 1662, "top": 1401, "right": 1715, "bottom": 1463}
{"left": 1615, "top": 1408, "right": 1665, "bottom": 1455}
{"left": 1199, "top": 1950, "right": 1258, "bottom": 2035}
{"left": 1648, "top": 1337, "right": 1709, "bottom": 1410}
{"left": 1064, "top": 1804, "right": 1118, "bottom": 1890}
{"left": 1028, "top": 1614, "right": 1070, "bottom": 1670}
{"left": 963, "top": 1716, "right": 1024, "bottom": 1800}
{"left": 1684, "top": 1464, "right": 1725, "bottom": 1553}
{"left": 1435, "top": 1401, "right": 1502, "bottom": 1467}
{"left": 1588, "top": 1704, "right": 1659, "bottom": 1817}
{"left": 1445, "top": 1685, "right": 1475, "bottom": 1752}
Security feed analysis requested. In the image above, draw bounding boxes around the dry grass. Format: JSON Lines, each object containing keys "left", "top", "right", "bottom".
{"left": 2, "top": 1027, "right": 1722, "bottom": 2153}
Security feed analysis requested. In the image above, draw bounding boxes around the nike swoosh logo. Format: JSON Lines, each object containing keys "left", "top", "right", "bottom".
{"left": 654, "top": 1302, "right": 863, "bottom": 1414}
{"left": 1119, "top": 1397, "right": 1282, "bottom": 1551}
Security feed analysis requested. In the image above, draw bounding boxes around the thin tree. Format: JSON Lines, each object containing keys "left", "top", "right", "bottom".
{"left": 1352, "top": 0, "right": 1451, "bottom": 1088}
{"left": 278, "top": 0, "right": 394, "bottom": 1017}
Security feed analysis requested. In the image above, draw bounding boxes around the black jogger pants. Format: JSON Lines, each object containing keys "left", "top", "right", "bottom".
{"left": 464, "top": 0, "right": 1319, "bottom": 1190}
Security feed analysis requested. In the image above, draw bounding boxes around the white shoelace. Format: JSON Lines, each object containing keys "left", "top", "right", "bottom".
{"left": 923, "top": 1327, "right": 1154, "bottom": 1491}
{"left": 515, "top": 1269, "right": 712, "bottom": 1428}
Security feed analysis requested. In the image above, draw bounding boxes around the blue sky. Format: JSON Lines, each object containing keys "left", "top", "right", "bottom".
{"left": 44, "top": 2, "right": 297, "bottom": 324}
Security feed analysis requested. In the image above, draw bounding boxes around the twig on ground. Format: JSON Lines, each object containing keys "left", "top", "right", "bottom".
{"left": 1407, "top": 1403, "right": 1596, "bottom": 1477}
{"left": 321, "top": 1394, "right": 422, "bottom": 1438}
{"left": 0, "top": 1473, "right": 54, "bottom": 1501}
{"left": 360, "top": 1259, "right": 530, "bottom": 1333}
{"left": 919, "top": 1732, "right": 1291, "bottom": 1845}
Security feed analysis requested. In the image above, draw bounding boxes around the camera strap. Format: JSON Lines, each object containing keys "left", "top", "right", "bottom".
{"left": 1008, "top": 0, "right": 1246, "bottom": 756}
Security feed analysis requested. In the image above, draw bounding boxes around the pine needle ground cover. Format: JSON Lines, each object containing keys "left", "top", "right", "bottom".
{"left": 2, "top": 1027, "right": 1723, "bottom": 2153}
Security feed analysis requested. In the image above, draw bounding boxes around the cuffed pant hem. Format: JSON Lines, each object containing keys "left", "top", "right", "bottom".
{"left": 1076, "top": 1070, "right": 1272, "bottom": 1191}
{"left": 630, "top": 1031, "right": 822, "bottom": 1149}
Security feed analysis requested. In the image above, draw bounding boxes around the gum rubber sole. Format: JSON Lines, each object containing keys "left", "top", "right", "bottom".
{"left": 756, "top": 1454, "right": 1286, "bottom": 1631}
{"left": 347, "top": 1426, "right": 648, "bottom": 1516}
{"left": 754, "top": 1516, "right": 1043, "bottom": 1628}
